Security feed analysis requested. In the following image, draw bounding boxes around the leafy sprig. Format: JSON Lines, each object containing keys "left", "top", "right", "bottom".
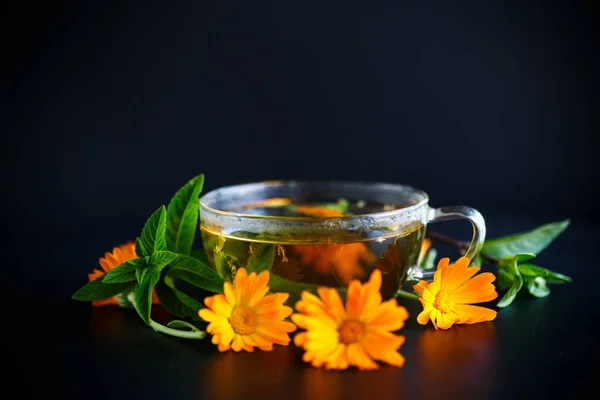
{"left": 72, "top": 174, "right": 222, "bottom": 339}
{"left": 426, "top": 219, "right": 572, "bottom": 307}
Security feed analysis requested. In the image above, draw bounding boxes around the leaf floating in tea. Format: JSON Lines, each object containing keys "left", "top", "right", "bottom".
{"left": 245, "top": 243, "right": 275, "bottom": 274}
{"left": 214, "top": 251, "right": 238, "bottom": 283}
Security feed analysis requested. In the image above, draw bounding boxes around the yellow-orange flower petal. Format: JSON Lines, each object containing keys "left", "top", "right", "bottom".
{"left": 295, "top": 206, "right": 345, "bottom": 218}
{"left": 292, "top": 269, "right": 408, "bottom": 370}
{"left": 88, "top": 242, "right": 160, "bottom": 307}
{"left": 199, "top": 268, "right": 296, "bottom": 353}
{"left": 413, "top": 256, "right": 498, "bottom": 330}
{"left": 291, "top": 243, "right": 376, "bottom": 286}
{"left": 419, "top": 238, "right": 431, "bottom": 263}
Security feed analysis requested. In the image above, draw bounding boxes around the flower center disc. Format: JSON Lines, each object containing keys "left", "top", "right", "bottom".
{"left": 338, "top": 319, "right": 365, "bottom": 344}
{"left": 434, "top": 290, "right": 454, "bottom": 313}
{"left": 229, "top": 306, "right": 258, "bottom": 335}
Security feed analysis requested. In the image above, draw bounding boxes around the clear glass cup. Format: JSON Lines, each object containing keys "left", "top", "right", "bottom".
{"left": 199, "top": 180, "right": 485, "bottom": 300}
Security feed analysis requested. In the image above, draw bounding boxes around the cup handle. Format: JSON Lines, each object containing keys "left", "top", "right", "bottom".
{"left": 410, "top": 205, "right": 486, "bottom": 281}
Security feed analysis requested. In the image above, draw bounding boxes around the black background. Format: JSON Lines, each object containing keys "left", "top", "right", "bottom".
{"left": 2, "top": 1, "right": 600, "bottom": 399}
{"left": 2, "top": 0, "right": 599, "bottom": 237}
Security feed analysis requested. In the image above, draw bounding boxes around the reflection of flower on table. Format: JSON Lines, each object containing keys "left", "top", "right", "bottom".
{"left": 417, "top": 323, "right": 497, "bottom": 398}
{"left": 202, "top": 347, "right": 295, "bottom": 399}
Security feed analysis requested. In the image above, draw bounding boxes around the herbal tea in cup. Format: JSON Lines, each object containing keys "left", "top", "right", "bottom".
{"left": 199, "top": 181, "right": 485, "bottom": 300}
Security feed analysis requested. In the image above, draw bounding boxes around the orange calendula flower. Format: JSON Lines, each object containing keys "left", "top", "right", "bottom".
{"left": 413, "top": 256, "right": 498, "bottom": 330}
{"left": 292, "top": 243, "right": 376, "bottom": 286}
{"left": 88, "top": 242, "right": 160, "bottom": 307}
{"left": 295, "top": 205, "right": 345, "bottom": 218}
{"left": 292, "top": 269, "right": 409, "bottom": 370}
{"left": 198, "top": 268, "right": 297, "bottom": 352}
{"left": 419, "top": 238, "right": 431, "bottom": 263}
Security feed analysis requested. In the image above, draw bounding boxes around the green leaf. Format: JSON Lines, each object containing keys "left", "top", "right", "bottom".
{"left": 497, "top": 268, "right": 513, "bottom": 291}
{"left": 513, "top": 253, "right": 537, "bottom": 263}
{"left": 191, "top": 249, "right": 210, "bottom": 265}
{"left": 136, "top": 266, "right": 148, "bottom": 284}
{"left": 168, "top": 254, "right": 224, "bottom": 293}
{"left": 497, "top": 254, "right": 524, "bottom": 308}
{"left": 140, "top": 206, "right": 168, "bottom": 255}
{"left": 151, "top": 250, "right": 178, "bottom": 269}
{"left": 268, "top": 275, "right": 347, "bottom": 307}
{"left": 135, "top": 238, "right": 147, "bottom": 258}
{"left": 525, "top": 276, "right": 551, "bottom": 298}
{"left": 517, "top": 264, "right": 572, "bottom": 284}
{"left": 154, "top": 278, "right": 202, "bottom": 319}
{"left": 103, "top": 259, "right": 143, "bottom": 283}
{"left": 116, "top": 292, "right": 133, "bottom": 308}
{"left": 481, "top": 219, "right": 570, "bottom": 259}
{"left": 214, "top": 251, "right": 238, "bottom": 283}
{"left": 133, "top": 266, "right": 161, "bottom": 324}
{"left": 72, "top": 275, "right": 135, "bottom": 301}
{"left": 246, "top": 243, "right": 275, "bottom": 274}
{"left": 166, "top": 174, "right": 204, "bottom": 255}
{"left": 167, "top": 320, "right": 203, "bottom": 333}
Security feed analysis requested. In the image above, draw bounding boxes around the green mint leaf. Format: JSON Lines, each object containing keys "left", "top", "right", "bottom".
{"left": 268, "top": 275, "right": 347, "bottom": 307}
{"left": 482, "top": 219, "right": 570, "bottom": 259}
{"left": 103, "top": 259, "right": 143, "bottom": 283}
{"left": 72, "top": 275, "right": 135, "bottom": 301}
{"left": 525, "top": 276, "right": 551, "bottom": 298}
{"left": 116, "top": 292, "right": 133, "bottom": 308}
{"left": 497, "top": 254, "right": 525, "bottom": 308}
{"left": 133, "top": 266, "right": 161, "bottom": 324}
{"left": 246, "top": 244, "right": 275, "bottom": 274}
{"left": 136, "top": 266, "right": 148, "bottom": 284}
{"left": 171, "top": 269, "right": 224, "bottom": 294}
{"left": 497, "top": 268, "right": 513, "bottom": 291}
{"left": 166, "top": 174, "right": 204, "bottom": 255}
{"left": 167, "top": 320, "right": 204, "bottom": 333}
{"left": 151, "top": 250, "right": 178, "bottom": 270}
{"left": 517, "top": 263, "right": 572, "bottom": 284}
{"left": 191, "top": 249, "right": 210, "bottom": 265}
{"left": 135, "top": 238, "right": 147, "bottom": 258}
{"left": 168, "top": 254, "right": 224, "bottom": 293}
{"left": 141, "top": 205, "right": 168, "bottom": 255}
{"left": 154, "top": 278, "right": 201, "bottom": 319}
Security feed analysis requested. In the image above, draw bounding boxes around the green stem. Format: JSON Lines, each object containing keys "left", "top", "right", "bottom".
{"left": 396, "top": 289, "right": 420, "bottom": 301}
{"left": 149, "top": 320, "right": 206, "bottom": 339}
{"left": 126, "top": 293, "right": 205, "bottom": 340}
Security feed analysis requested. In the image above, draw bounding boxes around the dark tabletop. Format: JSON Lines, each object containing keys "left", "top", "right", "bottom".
{"left": 3, "top": 215, "right": 599, "bottom": 400}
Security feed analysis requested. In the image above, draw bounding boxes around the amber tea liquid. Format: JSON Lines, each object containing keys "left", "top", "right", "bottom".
{"left": 200, "top": 200, "right": 425, "bottom": 300}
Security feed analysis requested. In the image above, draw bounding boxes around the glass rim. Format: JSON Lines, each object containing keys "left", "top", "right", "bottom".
{"left": 199, "top": 180, "right": 430, "bottom": 222}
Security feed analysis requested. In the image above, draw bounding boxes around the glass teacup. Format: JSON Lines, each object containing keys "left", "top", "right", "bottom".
{"left": 199, "top": 181, "right": 485, "bottom": 300}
